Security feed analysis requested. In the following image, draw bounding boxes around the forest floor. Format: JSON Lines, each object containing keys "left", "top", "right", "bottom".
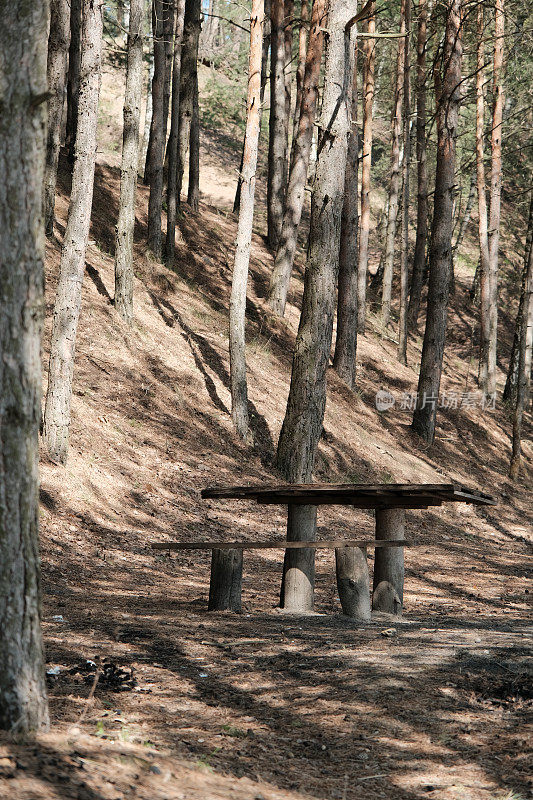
{"left": 1, "top": 63, "right": 531, "bottom": 800}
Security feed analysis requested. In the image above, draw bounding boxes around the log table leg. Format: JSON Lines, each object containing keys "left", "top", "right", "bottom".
{"left": 335, "top": 547, "right": 371, "bottom": 620}
{"left": 208, "top": 548, "right": 243, "bottom": 612}
{"left": 372, "top": 508, "right": 405, "bottom": 615}
{"left": 279, "top": 504, "right": 317, "bottom": 612}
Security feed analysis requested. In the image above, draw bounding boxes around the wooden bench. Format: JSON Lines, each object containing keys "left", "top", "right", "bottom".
{"left": 152, "top": 483, "right": 495, "bottom": 619}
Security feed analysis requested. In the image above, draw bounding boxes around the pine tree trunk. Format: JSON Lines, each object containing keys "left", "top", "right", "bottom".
{"left": 44, "top": 0, "right": 71, "bottom": 238}
{"left": 283, "top": 0, "right": 294, "bottom": 170}
{"left": 452, "top": 170, "right": 475, "bottom": 266}
{"left": 187, "top": 66, "right": 200, "bottom": 209}
{"left": 380, "top": 0, "right": 406, "bottom": 328}
{"left": 162, "top": 0, "right": 175, "bottom": 149}
{"left": 357, "top": 3, "right": 375, "bottom": 334}
{"left": 266, "top": 0, "right": 326, "bottom": 316}
{"left": 0, "top": 0, "right": 50, "bottom": 734}
{"left": 176, "top": 0, "right": 201, "bottom": 208}
{"left": 486, "top": 0, "right": 504, "bottom": 397}
{"left": 140, "top": 53, "right": 154, "bottom": 178}
{"left": 411, "top": 0, "right": 462, "bottom": 445}
{"left": 276, "top": 0, "right": 355, "bottom": 482}
{"left": 267, "top": 0, "right": 288, "bottom": 250}
{"left": 476, "top": 3, "right": 491, "bottom": 394}
{"left": 44, "top": 0, "right": 104, "bottom": 464}
{"left": 504, "top": 194, "right": 533, "bottom": 404}
{"left": 146, "top": 0, "right": 167, "bottom": 258}
{"left": 164, "top": 0, "right": 186, "bottom": 264}
{"left": 407, "top": 0, "right": 429, "bottom": 331}
{"left": 65, "top": 0, "right": 82, "bottom": 166}
{"left": 293, "top": 0, "right": 309, "bottom": 138}
{"left": 509, "top": 212, "right": 533, "bottom": 478}
{"left": 333, "top": 28, "right": 358, "bottom": 389}
{"left": 114, "top": 0, "right": 144, "bottom": 325}
{"left": 229, "top": 0, "right": 265, "bottom": 440}
{"left": 398, "top": 0, "right": 411, "bottom": 364}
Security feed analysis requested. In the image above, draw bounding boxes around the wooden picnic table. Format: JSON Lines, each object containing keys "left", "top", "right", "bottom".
{"left": 152, "top": 483, "right": 495, "bottom": 619}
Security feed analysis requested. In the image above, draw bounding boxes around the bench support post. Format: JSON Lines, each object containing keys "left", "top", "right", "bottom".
{"left": 279, "top": 504, "right": 316, "bottom": 612}
{"left": 335, "top": 547, "right": 371, "bottom": 620}
{"left": 208, "top": 548, "right": 243, "bottom": 612}
{"left": 372, "top": 508, "right": 405, "bottom": 615}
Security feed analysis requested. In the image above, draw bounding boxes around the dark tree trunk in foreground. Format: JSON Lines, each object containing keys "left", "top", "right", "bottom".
{"left": 357, "top": 3, "right": 375, "bottom": 333}
{"left": 44, "top": 0, "right": 71, "bottom": 237}
{"left": 407, "top": 0, "right": 428, "bottom": 331}
{"left": 509, "top": 215, "right": 533, "bottom": 479}
{"left": 293, "top": 0, "right": 309, "bottom": 138}
{"left": 114, "top": 0, "right": 144, "bottom": 325}
{"left": 44, "top": 0, "right": 104, "bottom": 464}
{"left": 0, "top": 0, "right": 50, "bottom": 733}
{"left": 283, "top": 0, "right": 294, "bottom": 173}
{"left": 176, "top": 0, "right": 201, "bottom": 207}
{"left": 333, "top": 28, "right": 358, "bottom": 388}
{"left": 229, "top": 0, "right": 265, "bottom": 439}
{"left": 165, "top": 0, "right": 186, "bottom": 265}
{"left": 277, "top": 0, "right": 356, "bottom": 611}
{"left": 412, "top": 0, "right": 462, "bottom": 445}
{"left": 267, "top": 0, "right": 326, "bottom": 316}
{"left": 504, "top": 194, "right": 533, "bottom": 404}
{"left": 486, "top": 0, "right": 504, "bottom": 397}
{"left": 267, "top": 0, "right": 288, "bottom": 249}
{"left": 381, "top": 0, "right": 406, "bottom": 328}
{"left": 65, "top": 0, "right": 82, "bottom": 165}
{"left": 398, "top": 0, "right": 411, "bottom": 365}
{"left": 146, "top": 0, "right": 166, "bottom": 258}
{"left": 476, "top": 3, "right": 491, "bottom": 394}
{"left": 162, "top": 0, "right": 175, "bottom": 148}
{"left": 187, "top": 70, "right": 200, "bottom": 209}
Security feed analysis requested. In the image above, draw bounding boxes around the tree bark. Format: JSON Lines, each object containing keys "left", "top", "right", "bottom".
{"left": 0, "top": 0, "right": 50, "bottom": 734}
{"left": 357, "top": 3, "right": 375, "bottom": 334}
{"left": 162, "top": 0, "right": 175, "bottom": 149}
{"left": 398, "top": 0, "right": 411, "bottom": 365}
{"left": 406, "top": 0, "right": 428, "bottom": 331}
{"left": 187, "top": 67, "right": 200, "bottom": 209}
{"left": 380, "top": 0, "right": 406, "bottom": 328}
{"left": 333, "top": 28, "right": 359, "bottom": 389}
{"left": 452, "top": 170, "right": 475, "bottom": 268}
{"left": 509, "top": 212, "right": 533, "bottom": 479}
{"left": 164, "top": 0, "right": 186, "bottom": 265}
{"left": 411, "top": 0, "right": 462, "bottom": 445}
{"left": 176, "top": 0, "right": 201, "bottom": 208}
{"left": 293, "top": 0, "right": 309, "bottom": 139}
{"left": 146, "top": 0, "right": 167, "bottom": 258}
{"left": 335, "top": 547, "right": 370, "bottom": 620}
{"left": 476, "top": 3, "right": 491, "bottom": 394}
{"left": 44, "top": 0, "right": 104, "bottom": 464}
{"left": 267, "top": 0, "right": 288, "bottom": 250}
{"left": 208, "top": 549, "right": 243, "bottom": 612}
{"left": 283, "top": 0, "right": 294, "bottom": 172}
{"left": 140, "top": 53, "right": 154, "bottom": 178}
{"left": 486, "top": 0, "right": 505, "bottom": 397}
{"left": 229, "top": 0, "right": 265, "bottom": 440}
{"left": 279, "top": 505, "right": 317, "bottom": 612}
{"left": 266, "top": 0, "right": 327, "bottom": 316}
{"left": 114, "top": 0, "right": 144, "bottom": 325}
{"left": 276, "top": 0, "right": 355, "bottom": 482}
{"left": 44, "top": 0, "right": 71, "bottom": 238}
{"left": 504, "top": 194, "right": 533, "bottom": 404}
{"left": 372, "top": 508, "right": 405, "bottom": 615}
{"left": 65, "top": 0, "right": 82, "bottom": 166}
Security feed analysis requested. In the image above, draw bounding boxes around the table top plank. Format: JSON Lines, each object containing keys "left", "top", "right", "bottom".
{"left": 151, "top": 539, "right": 415, "bottom": 551}
{"left": 201, "top": 483, "right": 496, "bottom": 507}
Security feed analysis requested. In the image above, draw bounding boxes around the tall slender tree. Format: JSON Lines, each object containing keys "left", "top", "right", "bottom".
{"left": 44, "top": 0, "right": 104, "bottom": 464}
{"left": 115, "top": 0, "right": 144, "bottom": 325}
{"left": 165, "top": 0, "right": 186, "bottom": 264}
{"left": 476, "top": 3, "right": 491, "bottom": 393}
{"left": 65, "top": 0, "right": 82, "bottom": 166}
{"left": 333, "top": 29, "right": 359, "bottom": 388}
{"left": 276, "top": 0, "right": 356, "bottom": 611}
{"left": 381, "top": 0, "right": 406, "bottom": 328}
{"left": 267, "top": 0, "right": 288, "bottom": 249}
{"left": 266, "top": 0, "right": 327, "bottom": 316}
{"left": 0, "top": 0, "right": 50, "bottom": 735}
{"left": 229, "top": 0, "right": 265, "bottom": 439}
{"left": 412, "top": 0, "right": 462, "bottom": 444}
{"left": 293, "top": 0, "right": 309, "bottom": 138}
{"left": 398, "top": 0, "right": 411, "bottom": 364}
{"left": 176, "top": 0, "right": 201, "bottom": 206}
{"left": 44, "top": 0, "right": 71, "bottom": 237}
{"left": 357, "top": 2, "right": 375, "bottom": 333}
{"left": 146, "top": 0, "right": 167, "bottom": 258}
{"left": 407, "top": 0, "right": 429, "bottom": 331}
{"left": 187, "top": 68, "right": 200, "bottom": 209}
{"left": 486, "top": 0, "right": 505, "bottom": 397}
